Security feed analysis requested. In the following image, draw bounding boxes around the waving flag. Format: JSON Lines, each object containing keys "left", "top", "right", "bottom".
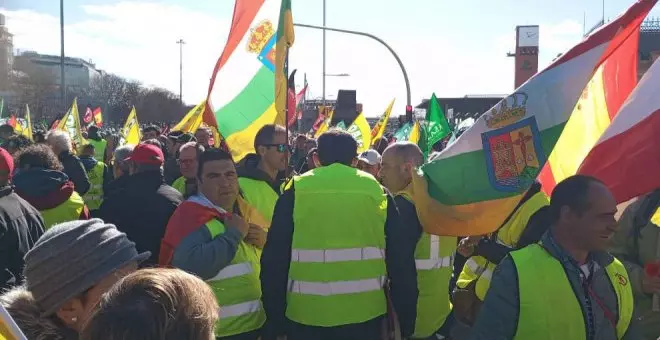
{"left": 0, "top": 304, "right": 26, "bottom": 340}
{"left": 83, "top": 107, "right": 93, "bottom": 124}
{"left": 371, "top": 99, "right": 395, "bottom": 142}
{"left": 22, "top": 105, "right": 33, "bottom": 141}
{"left": 538, "top": 29, "right": 639, "bottom": 196}
{"left": 173, "top": 101, "right": 205, "bottom": 133}
{"left": 92, "top": 108, "right": 103, "bottom": 127}
{"left": 206, "top": 0, "right": 294, "bottom": 161}
{"left": 346, "top": 113, "right": 372, "bottom": 153}
{"left": 409, "top": 0, "right": 656, "bottom": 236}
{"left": 579, "top": 59, "right": 660, "bottom": 203}
{"left": 314, "top": 109, "right": 334, "bottom": 138}
{"left": 119, "top": 107, "right": 141, "bottom": 147}
{"left": 57, "top": 98, "right": 86, "bottom": 148}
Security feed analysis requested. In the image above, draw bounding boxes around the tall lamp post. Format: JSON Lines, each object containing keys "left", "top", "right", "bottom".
{"left": 176, "top": 39, "right": 185, "bottom": 105}
{"left": 294, "top": 22, "right": 413, "bottom": 119}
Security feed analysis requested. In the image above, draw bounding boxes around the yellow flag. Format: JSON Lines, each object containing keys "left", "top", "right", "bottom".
{"left": 409, "top": 121, "right": 420, "bottom": 144}
{"left": 314, "top": 110, "right": 334, "bottom": 138}
{"left": 0, "top": 304, "right": 26, "bottom": 340}
{"left": 56, "top": 98, "right": 86, "bottom": 148}
{"left": 119, "top": 107, "right": 141, "bottom": 146}
{"left": 347, "top": 113, "right": 372, "bottom": 153}
{"left": 371, "top": 99, "right": 395, "bottom": 143}
{"left": 172, "top": 101, "right": 205, "bottom": 133}
{"left": 22, "top": 105, "right": 33, "bottom": 141}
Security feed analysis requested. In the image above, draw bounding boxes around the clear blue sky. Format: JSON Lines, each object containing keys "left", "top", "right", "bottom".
{"left": 3, "top": 0, "right": 659, "bottom": 116}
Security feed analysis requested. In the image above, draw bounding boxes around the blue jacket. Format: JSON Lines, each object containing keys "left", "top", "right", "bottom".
{"left": 471, "top": 231, "right": 641, "bottom": 340}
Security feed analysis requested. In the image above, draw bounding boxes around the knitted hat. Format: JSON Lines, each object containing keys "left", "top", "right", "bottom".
{"left": 23, "top": 219, "right": 150, "bottom": 316}
{"left": 0, "top": 147, "right": 14, "bottom": 179}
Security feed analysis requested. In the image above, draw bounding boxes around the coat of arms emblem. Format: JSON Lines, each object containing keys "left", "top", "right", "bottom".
{"left": 481, "top": 93, "right": 545, "bottom": 192}
{"left": 247, "top": 20, "right": 277, "bottom": 72}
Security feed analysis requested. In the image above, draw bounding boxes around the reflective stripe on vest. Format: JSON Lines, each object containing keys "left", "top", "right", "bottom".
{"left": 287, "top": 164, "right": 388, "bottom": 327}
{"left": 288, "top": 276, "right": 386, "bottom": 296}
{"left": 512, "top": 244, "right": 633, "bottom": 340}
{"left": 415, "top": 235, "right": 454, "bottom": 270}
{"left": 218, "top": 300, "right": 262, "bottom": 319}
{"left": 464, "top": 257, "right": 493, "bottom": 281}
{"left": 291, "top": 247, "right": 384, "bottom": 263}
{"left": 204, "top": 219, "right": 265, "bottom": 337}
{"left": 209, "top": 262, "right": 253, "bottom": 281}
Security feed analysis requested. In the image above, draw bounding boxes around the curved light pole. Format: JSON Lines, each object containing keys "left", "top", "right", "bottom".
{"left": 294, "top": 23, "right": 413, "bottom": 119}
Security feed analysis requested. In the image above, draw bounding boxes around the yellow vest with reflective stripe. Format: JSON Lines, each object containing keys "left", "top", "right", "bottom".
{"left": 397, "top": 191, "right": 456, "bottom": 338}
{"left": 205, "top": 218, "right": 266, "bottom": 337}
{"left": 88, "top": 139, "right": 107, "bottom": 162}
{"left": 456, "top": 191, "right": 549, "bottom": 300}
{"left": 83, "top": 161, "right": 105, "bottom": 210}
{"left": 511, "top": 244, "right": 633, "bottom": 340}
{"left": 40, "top": 192, "right": 85, "bottom": 230}
{"left": 287, "top": 163, "right": 388, "bottom": 327}
{"left": 238, "top": 177, "right": 278, "bottom": 223}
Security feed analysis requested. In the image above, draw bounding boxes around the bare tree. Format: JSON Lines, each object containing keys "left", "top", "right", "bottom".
{"left": 9, "top": 57, "right": 58, "bottom": 121}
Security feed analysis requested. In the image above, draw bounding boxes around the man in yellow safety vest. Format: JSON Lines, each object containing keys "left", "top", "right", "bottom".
{"left": 379, "top": 142, "right": 455, "bottom": 340}
{"left": 161, "top": 148, "right": 269, "bottom": 339}
{"left": 237, "top": 124, "right": 287, "bottom": 223}
{"left": 79, "top": 144, "right": 111, "bottom": 211}
{"left": 172, "top": 142, "right": 204, "bottom": 198}
{"left": 471, "top": 175, "right": 640, "bottom": 339}
{"left": 260, "top": 130, "right": 418, "bottom": 340}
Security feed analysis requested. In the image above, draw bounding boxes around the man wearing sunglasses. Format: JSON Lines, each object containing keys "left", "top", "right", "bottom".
{"left": 237, "top": 124, "right": 288, "bottom": 223}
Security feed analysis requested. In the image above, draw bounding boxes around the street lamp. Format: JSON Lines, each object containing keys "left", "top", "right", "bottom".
{"left": 294, "top": 22, "right": 413, "bottom": 120}
{"left": 324, "top": 73, "right": 350, "bottom": 77}
{"left": 176, "top": 39, "right": 185, "bottom": 105}
{"left": 59, "top": 0, "right": 65, "bottom": 108}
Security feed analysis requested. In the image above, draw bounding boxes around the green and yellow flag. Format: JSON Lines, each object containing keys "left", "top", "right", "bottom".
{"left": 371, "top": 99, "right": 395, "bottom": 143}
{"left": 172, "top": 101, "right": 205, "bottom": 133}
{"left": 57, "top": 98, "right": 86, "bottom": 148}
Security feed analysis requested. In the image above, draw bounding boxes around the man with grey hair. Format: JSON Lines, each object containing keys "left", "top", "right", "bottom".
{"left": 94, "top": 145, "right": 135, "bottom": 209}
{"left": 45, "top": 130, "right": 90, "bottom": 195}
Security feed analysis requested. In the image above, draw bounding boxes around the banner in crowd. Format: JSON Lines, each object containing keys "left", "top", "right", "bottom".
{"left": 93, "top": 108, "right": 103, "bottom": 127}
{"left": 579, "top": 58, "right": 660, "bottom": 203}
{"left": 172, "top": 101, "right": 205, "bottom": 133}
{"left": 20, "top": 105, "right": 33, "bottom": 141}
{"left": 314, "top": 109, "right": 334, "bottom": 138}
{"left": 419, "top": 93, "right": 452, "bottom": 158}
{"left": 56, "top": 98, "right": 86, "bottom": 148}
{"left": 206, "top": 0, "right": 294, "bottom": 161}
{"left": 119, "top": 107, "right": 141, "bottom": 146}
{"left": 409, "top": 0, "right": 655, "bottom": 236}
{"left": 371, "top": 98, "right": 395, "bottom": 142}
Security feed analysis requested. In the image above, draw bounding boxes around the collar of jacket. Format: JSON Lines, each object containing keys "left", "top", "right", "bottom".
{"left": 237, "top": 153, "right": 284, "bottom": 192}
{"left": 125, "top": 170, "right": 165, "bottom": 191}
{"left": 540, "top": 230, "right": 614, "bottom": 270}
{"left": 105, "top": 174, "right": 131, "bottom": 197}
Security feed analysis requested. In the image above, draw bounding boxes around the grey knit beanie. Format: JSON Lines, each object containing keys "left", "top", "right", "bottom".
{"left": 23, "top": 219, "right": 150, "bottom": 316}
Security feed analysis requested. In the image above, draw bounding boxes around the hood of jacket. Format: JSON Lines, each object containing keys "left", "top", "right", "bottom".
{"left": 13, "top": 169, "right": 75, "bottom": 210}
{"left": 0, "top": 287, "right": 78, "bottom": 340}
{"left": 78, "top": 156, "right": 98, "bottom": 172}
{"left": 104, "top": 174, "right": 130, "bottom": 198}
{"left": 236, "top": 153, "right": 284, "bottom": 192}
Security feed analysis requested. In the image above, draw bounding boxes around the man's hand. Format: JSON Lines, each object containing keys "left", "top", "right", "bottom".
{"left": 225, "top": 214, "right": 249, "bottom": 238}
{"left": 642, "top": 273, "right": 660, "bottom": 294}
{"left": 245, "top": 224, "right": 267, "bottom": 249}
{"left": 457, "top": 236, "right": 482, "bottom": 257}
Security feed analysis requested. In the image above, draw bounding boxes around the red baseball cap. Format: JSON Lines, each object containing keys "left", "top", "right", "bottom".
{"left": 0, "top": 147, "right": 14, "bottom": 179}
{"left": 124, "top": 143, "right": 164, "bottom": 165}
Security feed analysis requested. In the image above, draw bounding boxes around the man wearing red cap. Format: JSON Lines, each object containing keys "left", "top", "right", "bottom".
{"left": 97, "top": 143, "right": 183, "bottom": 266}
{"left": 0, "top": 147, "right": 45, "bottom": 290}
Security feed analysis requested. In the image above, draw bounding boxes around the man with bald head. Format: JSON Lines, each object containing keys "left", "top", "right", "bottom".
{"left": 380, "top": 142, "right": 457, "bottom": 339}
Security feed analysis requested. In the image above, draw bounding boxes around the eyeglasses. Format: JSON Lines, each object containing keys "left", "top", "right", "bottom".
{"left": 263, "top": 144, "right": 290, "bottom": 153}
{"left": 178, "top": 159, "right": 196, "bottom": 165}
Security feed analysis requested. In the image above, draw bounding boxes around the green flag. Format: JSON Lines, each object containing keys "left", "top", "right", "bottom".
{"left": 420, "top": 93, "right": 451, "bottom": 156}
{"left": 0, "top": 98, "right": 4, "bottom": 119}
{"left": 393, "top": 122, "right": 414, "bottom": 141}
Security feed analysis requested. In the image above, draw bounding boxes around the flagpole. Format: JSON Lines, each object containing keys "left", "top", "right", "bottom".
{"left": 59, "top": 0, "right": 66, "bottom": 109}
{"left": 285, "top": 49, "right": 290, "bottom": 176}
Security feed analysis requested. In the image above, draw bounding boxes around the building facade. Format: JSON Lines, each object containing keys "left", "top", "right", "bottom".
{"left": 14, "top": 51, "right": 101, "bottom": 90}
{"left": 0, "top": 14, "right": 13, "bottom": 91}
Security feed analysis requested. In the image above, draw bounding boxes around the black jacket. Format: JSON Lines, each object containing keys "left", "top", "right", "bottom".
{"left": 0, "top": 186, "right": 45, "bottom": 290}
{"left": 96, "top": 171, "right": 183, "bottom": 266}
{"left": 58, "top": 151, "right": 90, "bottom": 195}
{"left": 260, "top": 187, "right": 418, "bottom": 339}
{"left": 163, "top": 156, "right": 181, "bottom": 185}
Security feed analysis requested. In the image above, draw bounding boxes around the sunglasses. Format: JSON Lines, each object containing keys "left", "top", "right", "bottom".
{"left": 263, "top": 144, "right": 290, "bottom": 153}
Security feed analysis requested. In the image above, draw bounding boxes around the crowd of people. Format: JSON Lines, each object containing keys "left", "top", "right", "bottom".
{"left": 0, "top": 120, "right": 658, "bottom": 340}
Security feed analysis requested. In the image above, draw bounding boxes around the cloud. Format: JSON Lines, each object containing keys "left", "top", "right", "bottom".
{"left": 2, "top": 2, "right": 229, "bottom": 105}
{"left": 3, "top": 2, "right": 585, "bottom": 119}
